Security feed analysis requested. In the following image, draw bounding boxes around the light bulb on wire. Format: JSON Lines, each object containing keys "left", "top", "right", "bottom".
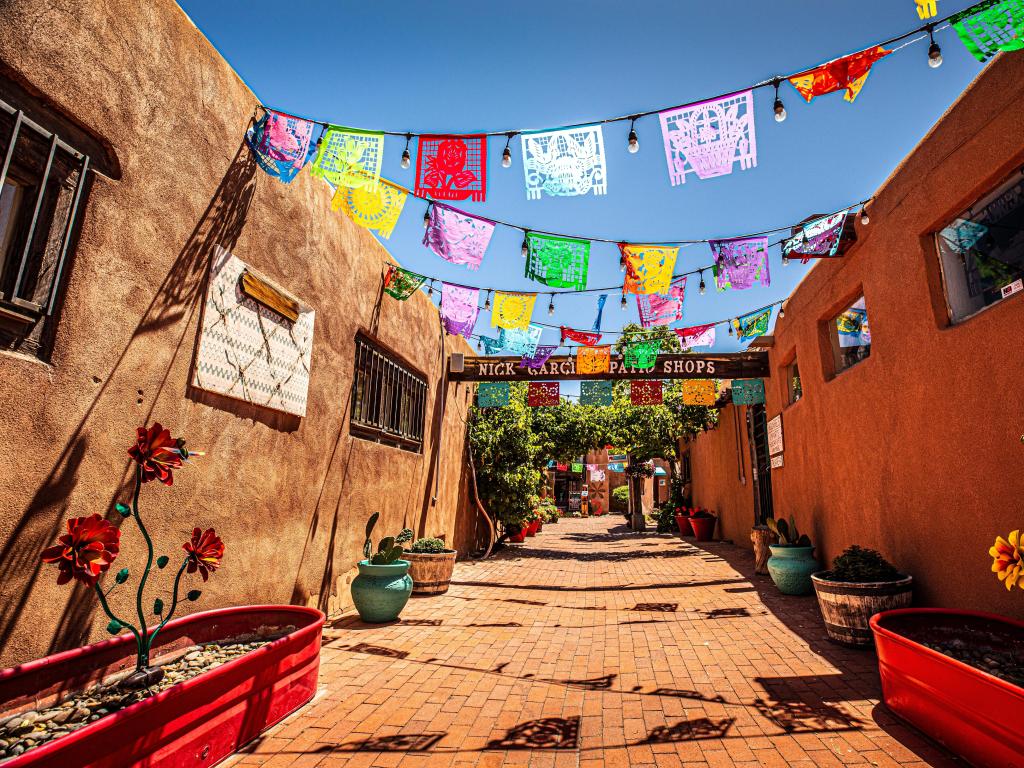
{"left": 928, "top": 28, "right": 943, "bottom": 68}
{"left": 698, "top": 271, "right": 706, "bottom": 295}
{"left": 502, "top": 133, "right": 514, "bottom": 168}
{"left": 521, "top": 234, "right": 529, "bottom": 258}
{"left": 782, "top": 254, "right": 790, "bottom": 267}
{"left": 860, "top": 205, "right": 870, "bottom": 226}
{"left": 728, "top": 322, "right": 734, "bottom": 336}
{"left": 548, "top": 295, "right": 556, "bottom": 316}
{"left": 627, "top": 118, "right": 640, "bottom": 154}
{"left": 400, "top": 134, "right": 412, "bottom": 169}
{"left": 779, "top": 305, "right": 786, "bottom": 319}
{"left": 621, "top": 293, "right": 628, "bottom": 310}
{"left": 773, "top": 80, "right": 787, "bottom": 123}
{"left": 484, "top": 290, "right": 492, "bottom": 311}
{"left": 423, "top": 207, "right": 431, "bottom": 228}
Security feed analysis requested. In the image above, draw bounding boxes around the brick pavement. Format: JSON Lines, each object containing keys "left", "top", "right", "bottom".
{"left": 226, "top": 515, "right": 961, "bottom": 768}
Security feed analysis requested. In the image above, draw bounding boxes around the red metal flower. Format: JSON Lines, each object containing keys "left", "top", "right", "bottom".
{"left": 41, "top": 514, "right": 121, "bottom": 586}
{"left": 183, "top": 527, "right": 224, "bottom": 581}
{"left": 128, "top": 423, "right": 184, "bottom": 485}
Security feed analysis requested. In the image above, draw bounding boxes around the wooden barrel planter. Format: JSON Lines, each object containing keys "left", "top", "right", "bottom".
{"left": 811, "top": 572, "right": 913, "bottom": 646}
{"left": 405, "top": 550, "right": 458, "bottom": 595}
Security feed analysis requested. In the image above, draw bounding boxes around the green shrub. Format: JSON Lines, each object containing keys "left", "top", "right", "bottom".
{"left": 410, "top": 537, "right": 448, "bottom": 554}
{"left": 655, "top": 505, "right": 676, "bottom": 533}
{"left": 611, "top": 486, "right": 629, "bottom": 513}
{"left": 830, "top": 546, "right": 901, "bottom": 583}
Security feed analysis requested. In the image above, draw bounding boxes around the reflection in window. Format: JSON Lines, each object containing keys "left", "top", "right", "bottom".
{"left": 788, "top": 359, "right": 802, "bottom": 404}
{"left": 832, "top": 297, "right": 871, "bottom": 374}
{"left": 935, "top": 172, "right": 1024, "bottom": 323}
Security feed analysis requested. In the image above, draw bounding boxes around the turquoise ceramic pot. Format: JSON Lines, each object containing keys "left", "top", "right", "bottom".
{"left": 767, "top": 545, "right": 818, "bottom": 595}
{"left": 351, "top": 560, "right": 413, "bottom": 623}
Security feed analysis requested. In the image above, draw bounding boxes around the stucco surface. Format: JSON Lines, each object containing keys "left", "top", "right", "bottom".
{"left": 0, "top": 0, "right": 475, "bottom": 665}
{"left": 687, "top": 52, "right": 1024, "bottom": 618}
{"left": 688, "top": 405, "right": 756, "bottom": 545}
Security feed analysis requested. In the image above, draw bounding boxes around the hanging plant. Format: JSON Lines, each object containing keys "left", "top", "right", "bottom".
{"left": 624, "top": 461, "right": 655, "bottom": 479}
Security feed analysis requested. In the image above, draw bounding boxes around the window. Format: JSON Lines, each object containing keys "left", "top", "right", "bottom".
{"left": 935, "top": 171, "right": 1024, "bottom": 323}
{"left": 350, "top": 334, "right": 428, "bottom": 452}
{"left": 787, "top": 359, "right": 803, "bottom": 404}
{"left": 0, "top": 93, "right": 91, "bottom": 360}
{"left": 830, "top": 296, "right": 871, "bottom": 374}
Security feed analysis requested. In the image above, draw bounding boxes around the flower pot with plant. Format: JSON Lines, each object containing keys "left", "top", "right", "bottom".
{"left": 766, "top": 516, "right": 818, "bottom": 595}
{"left": 405, "top": 538, "right": 458, "bottom": 596}
{"left": 689, "top": 509, "right": 717, "bottom": 542}
{"left": 811, "top": 546, "right": 913, "bottom": 646}
{"left": 350, "top": 514, "right": 414, "bottom": 623}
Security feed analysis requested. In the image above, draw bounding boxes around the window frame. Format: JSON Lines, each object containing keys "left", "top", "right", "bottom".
{"left": 349, "top": 333, "right": 428, "bottom": 453}
{"left": 786, "top": 358, "right": 803, "bottom": 406}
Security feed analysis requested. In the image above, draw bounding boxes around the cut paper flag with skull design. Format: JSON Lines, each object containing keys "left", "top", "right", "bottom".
{"left": 577, "top": 346, "right": 611, "bottom": 374}
{"left": 951, "top": 0, "right": 1024, "bottom": 62}
{"left": 311, "top": 126, "right": 385, "bottom": 190}
{"left": 621, "top": 245, "right": 678, "bottom": 295}
{"left": 246, "top": 110, "right": 315, "bottom": 183}
{"left": 658, "top": 91, "right": 757, "bottom": 186}
{"left": 782, "top": 211, "right": 849, "bottom": 262}
{"left": 631, "top": 380, "right": 664, "bottom": 406}
{"left": 332, "top": 180, "right": 407, "bottom": 240}
{"left": 423, "top": 204, "right": 495, "bottom": 271}
{"left": 492, "top": 292, "right": 537, "bottom": 330}
{"left": 440, "top": 283, "right": 480, "bottom": 338}
{"left": 711, "top": 237, "right": 770, "bottom": 290}
{"left": 561, "top": 326, "right": 602, "bottom": 347}
{"left": 675, "top": 324, "right": 716, "bottom": 349}
{"left": 519, "top": 345, "right": 558, "bottom": 370}
{"left": 521, "top": 125, "right": 607, "bottom": 200}
{"left": 637, "top": 277, "right": 686, "bottom": 327}
{"left": 383, "top": 266, "right": 427, "bottom": 300}
{"left": 528, "top": 381, "right": 560, "bottom": 407}
{"left": 581, "top": 380, "right": 614, "bottom": 406}
{"left": 788, "top": 46, "right": 892, "bottom": 104}
{"left": 499, "top": 325, "right": 543, "bottom": 357}
{"left": 415, "top": 135, "right": 487, "bottom": 202}
{"left": 525, "top": 233, "right": 590, "bottom": 291}
{"left": 682, "top": 380, "right": 717, "bottom": 406}
{"left": 623, "top": 339, "right": 661, "bottom": 370}
{"left": 732, "top": 307, "right": 773, "bottom": 341}
{"left": 477, "top": 382, "right": 510, "bottom": 408}
{"left": 731, "top": 379, "right": 766, "bottom": 405}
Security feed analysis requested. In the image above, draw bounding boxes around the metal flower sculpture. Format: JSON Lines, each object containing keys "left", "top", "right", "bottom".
{"left": 41, "top": 423, "right": 221, "bottom": 688}
{"left": 990, "top": 530, "right": 1024, "bottom": 591}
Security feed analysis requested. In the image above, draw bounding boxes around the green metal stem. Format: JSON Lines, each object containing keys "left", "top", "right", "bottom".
{"left": 93, "top": 583, "right": 143, "bottom": 657}
{"left": 143, "top": 559, "right": 188, "bottom": 659}
{"left": 131, "top": 467, "right": 155, "bottom": 669}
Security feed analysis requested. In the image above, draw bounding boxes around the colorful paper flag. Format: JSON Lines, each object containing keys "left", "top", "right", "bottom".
{"left": 608, "top": 462, "right": 626, "bottom": 472}
{"left": 586, "top": 464, "right": 598, "bottom": 471}
{"left": 556, "top": 462, "right": 569, "bottom": 471}
{"left": 631, "top": 380, "right": 664, "bottom": 406}
{"left": 311, "top": 126, "right": 385, "bottom": 189}
{"left": 423, "top": 203, "right": 495, "bottom": 271}
{"left": 621, "top": 245, "right": 678, "bottom": 295}
{"left": 561, "top": 327, "right": 602, "bottom": 346}
{"left": 525, "top": 233, "right": 590, "bottom": 291}
{"left": 521, "top": 125, "right": 607, "bottom": 200}
{"left": 711, "top": 237, "right": 770, "bottom": 290}
{"left": 637, "top": 276, "right": 686, "bottom": 327}
{"left": 591, "top": 469, "right": 607, "bottom": 482}
{"left": 623, "top": 339, "right": 661, "bottom": 370}
{"left": 477, "top": 382, "right": 510, "bottom": 408}
{"left": 951, "top": 0, "right": 1024, "bottom": 61}
{"left": 499, "top": 325, "right": 543, "bottom": 356}
{"left": 383, "top": 266, "right": 426, "bottom": 300}
{"left": 528, "top": 382, "right": 560, "bottom": 407}
{"left": 675, "top": 324, "right": 716, "bottom": 349}
{"left": 246, "top": 110, "right": 315, "bottom": 183}
{"left": 571, "top": 462, "right": 584, "bottom": 473}
{"left": 782, "top": 211, "right": 849, "bottom": 262}
{"left": 415, "top": 134, "right": 487, "bottom": 202}
{"left": 658, "top": 90, "right": 757, "bottom": 186}
{"left": 519, "top": 345, "right": 558, "bottom": 370}
{"left": 577, "top": 346, "right": 611, "bottom": 374}
{"left": 492, "top": 292, "right": 537, "bottom": 330}
{"left": 332, "top": 180, "right": 407, "bottom": 240}
{"left": 916, "top": 0, "right": 938, "bottom": 19}
{"left": 682, "top": 380, "right": 717, "bottom": 406}
{"left": 733, "top": 307, "right": 773, "bottom": 341}
{"left": 440, "top": 283, "right": 480, "bottom": 338}
{"left": 592, "top": 294, "right": 608, "bottom": 332}
{"left": 787, "top": 46, "right": 892, "bottom": 104}
{"left": 731, "top": 379, "right": 765, "bottom": 405}
{"left": 480, "top": 336, "right": 504, "bottom": 354}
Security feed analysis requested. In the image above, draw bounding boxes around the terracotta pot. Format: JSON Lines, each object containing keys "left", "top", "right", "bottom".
{"left": 405, "top": 550, "right": 458, "bottom": 595}
{"left": 675, "top": 514, "right": 692, "bottom": 536}
{"left": 812, "top": 571, "right": 913, "bottom": 646}
{"left": 750, "top": 526, "right": 778, "bottom": 575}
{"left": 0, "top": 606, "right": 323, "bottom": 768}
{"left": 871, "top": 609, "right": 1024, "bottom": 768}
{"left": 508, "top": 526, "right": 527, "bottom": 543}
{"left": 689, "top": 516, "right": 716, "bottom": 541}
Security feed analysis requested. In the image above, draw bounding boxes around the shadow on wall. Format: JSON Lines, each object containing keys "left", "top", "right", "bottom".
{"left": 0, "top": 141, "right": 257, "bottom": 661}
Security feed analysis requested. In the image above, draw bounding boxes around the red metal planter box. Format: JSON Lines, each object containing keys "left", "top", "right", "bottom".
{"left": 0, "top": 605, "right": 324, "bottom": 768}
{"left": 870, "top": 608, "right": 1024, "bottom": 768}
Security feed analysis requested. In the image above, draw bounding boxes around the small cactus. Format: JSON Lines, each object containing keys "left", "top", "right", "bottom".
{"left": 766, "top": 515, "right": 812, "bottom": 547}
{"left": 363, "top": 513, "right": 408, "bottom": 565}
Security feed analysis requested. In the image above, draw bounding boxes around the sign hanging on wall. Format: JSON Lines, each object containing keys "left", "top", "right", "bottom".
{"left": 448, "top": 352, "right": 769, "bottom": 382}
{"left": 767, "top": 414, "right": 784, "bottom": 457}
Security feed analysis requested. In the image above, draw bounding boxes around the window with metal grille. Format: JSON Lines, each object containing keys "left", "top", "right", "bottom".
{"left": 350, "top": 335, "right": 428, "bottom": 452}
{"left": 0, "top": 91, "right": 91, "bottom": 360}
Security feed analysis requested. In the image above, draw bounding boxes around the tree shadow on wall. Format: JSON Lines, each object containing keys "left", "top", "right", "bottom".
{"left": 1, "top": 141, "right": 257, "bottom": 662}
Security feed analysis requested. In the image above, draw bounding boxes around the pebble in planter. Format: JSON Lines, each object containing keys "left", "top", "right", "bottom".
{"left": 766, "top": 516, "right": 818, "bottom": 595}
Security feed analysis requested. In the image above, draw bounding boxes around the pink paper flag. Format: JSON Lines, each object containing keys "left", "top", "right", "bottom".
{"left": 659, "top": 91, "right": 757, "bottom": 186}
{"left": 440, "top": 283, "right": 480, "bottom": 338}
{"left": 637, "top": 276, "right": 686, "bottom": 328}
{"left": 423, "top": 203, "right": 495, "bottom": 271}
{"left": 675, "top": 324, "right": 716, "bottom": 349}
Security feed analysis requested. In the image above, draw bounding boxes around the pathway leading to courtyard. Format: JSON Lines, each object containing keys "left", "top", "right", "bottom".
{"left": 227, "top": 516, "right": 960, "bottom": 768}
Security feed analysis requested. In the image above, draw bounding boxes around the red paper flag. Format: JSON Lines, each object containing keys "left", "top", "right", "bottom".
{"left": 415, "top": 135, "right": 487, "bottom": 202}
{"left": 630, "top": 380, "right": 663, "bottom": 406}
{"left": 788, "top": 46, "right": 891, "bottom": 104}
{"left": 528, "top": 381, "right": 560, "bottom": 407}
{"left": 561, "top": 326, "right": 603, "bottom": 346}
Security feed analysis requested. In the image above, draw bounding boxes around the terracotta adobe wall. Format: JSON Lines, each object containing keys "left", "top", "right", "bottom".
{"left": 687, "top": 405, "right": 756, "bottom": 545}
{"left": 688, "top": 52, "right": 1024, "bottom": 618}
{"left": 0, "top": 0, "right": 476, "bottom": 666}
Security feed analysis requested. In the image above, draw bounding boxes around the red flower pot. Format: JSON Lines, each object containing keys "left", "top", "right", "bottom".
{"left": 536, "top": 520, "right": 544, "bottom": 533}
{"left": 0, "top": 605, "right": 323, "bottom": 768}
{"left": 526, "top": 519, "right": 539, "bottom": 536}
{"left": 508, "top": 526, "right": 527, "bottom": 543}
{"left": 675, "top": 514, "right": 692, "bottom": 536}
{"left": 870, "top": 608, "right": 1024, "bottom": 768}
{"left": 689, "top": 516, "right": 716, "bottom": 541}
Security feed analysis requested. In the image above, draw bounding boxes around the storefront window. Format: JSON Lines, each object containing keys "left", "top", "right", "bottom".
{"left": 831, "top": 297, "right": 871, "bottom": 374}
{"left": 935, "top": 171, "right": 1024, "bottom": 323}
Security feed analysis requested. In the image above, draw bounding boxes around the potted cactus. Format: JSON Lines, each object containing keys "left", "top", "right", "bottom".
{"left": 766, "top": 516, "right": 818, "bottom": 595}
{"left": 405, "top": 537, "right": 458, "bottom": 596}
{"left": 349, "top": 514, "right": 414, "bottom": 623}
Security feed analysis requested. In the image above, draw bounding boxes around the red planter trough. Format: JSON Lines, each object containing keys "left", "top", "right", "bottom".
{"left": 508, "top": 526, "right": 527, "bottom": 543}
{"left": 689, "top": 516, "right": 716, "bottom": 541}
{"left": 0, "top": 605, "right": 324, "bottom": 768}
{"left": 870, "top": 608, "right": 1024, "bottom": 768}
{"left": 675, "top": 514, "right": 692, "bottom": 536}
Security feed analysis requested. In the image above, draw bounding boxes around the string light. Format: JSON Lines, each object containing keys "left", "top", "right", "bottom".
{"left": 426, "top": 281, "right": 434, "bottom": 298}
{"left": 860, "top": 204, "right": 870, "bottom": 226}
{"left": 773, "top": 80, "right": 787, "bottom": 123}
{"left": 477, "top": 339, "right": 482, "bottom": 351}
{"left": 521, "top": 233, "right": 530, "bottom": 258}
{"left": 728, "top": 322, "right": 734, "bottom": 336}
{"left": 502, "top": 133, "right": 514, "bottom": 168}
{"left": 627, "top": 117, "right": 640, "bottom": 154}
{"left": 423, "top": 204, "right": 432, "bottom": 228}
{"left": 621, "top": 293, "right": 628, "bottom": 310}
{"left": 927, "top": 25, "right": 943, "bottom": 68}
{"left": 779, "top": 304, "right": 786, "bottom": 318}
{"left": 484, "top": 290, "right": 492, "bottom": 311}
{"left": 782, "top": 254, "right": 790, "bottom": 266}
{"left": 548, "top": 295, "right": 556, "bottom": 316}
{"left": 698, "top": 271, "right": 706, "bottom": 295}
{"left": 400, "top": 134, "right": 412, "bottom": 169}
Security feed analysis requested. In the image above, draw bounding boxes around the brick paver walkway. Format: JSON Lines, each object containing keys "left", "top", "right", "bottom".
{"left": 227, "top": 516, "right": 960, "bottom": 768}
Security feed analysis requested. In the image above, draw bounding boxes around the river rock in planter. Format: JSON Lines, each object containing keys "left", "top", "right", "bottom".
{"left": 811, "top": 571, "right": 913, "bottom": 646}
{"left": 404, "top": 550, "right": 458, "bottom": 595}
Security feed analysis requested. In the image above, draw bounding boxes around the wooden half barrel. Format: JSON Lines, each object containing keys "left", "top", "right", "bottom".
{"left": 812, "top": 572, "right": 913, "bottom": 646}
{"left": 405, "top": 551, "right": 458, "bottom": 595}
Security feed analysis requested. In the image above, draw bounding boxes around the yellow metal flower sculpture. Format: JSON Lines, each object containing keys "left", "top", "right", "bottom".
{"left": 990, "top": 530, "right": 1024, "bottom": 591}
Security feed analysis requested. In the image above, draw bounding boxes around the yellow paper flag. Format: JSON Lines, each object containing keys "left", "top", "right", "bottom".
{"left": 491, "top": 292, "right": 537, "bottom": 330}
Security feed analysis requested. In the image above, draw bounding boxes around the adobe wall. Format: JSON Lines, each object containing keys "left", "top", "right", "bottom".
{"left": 688, "top": 405, "right": 756, "bottom": 546}
{"left": 689, "top": 53, "right": 1024, "bottom": 617}
{"left": 0, "top": 0, "right": 475, "bottom": 665}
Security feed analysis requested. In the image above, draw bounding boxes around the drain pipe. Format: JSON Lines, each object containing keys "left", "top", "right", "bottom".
{"left": 733, "top": 406, "right": 746, "bottom": 485}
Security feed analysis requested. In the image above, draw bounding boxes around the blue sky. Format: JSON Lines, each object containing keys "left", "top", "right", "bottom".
{"left": 179, "top": 0, "right": 983, "bottom": 376}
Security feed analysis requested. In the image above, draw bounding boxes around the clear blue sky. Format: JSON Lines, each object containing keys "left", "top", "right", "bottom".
{"left": 178, "top": 0, "right": 983, "bottom": 375}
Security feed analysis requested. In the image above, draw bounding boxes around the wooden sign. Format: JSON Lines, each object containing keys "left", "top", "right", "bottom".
{"left": 448, "top": 352, "right": 769, "bottom": 382}
{"left": 767, "top": 414, "right": 784, "bottom": 456}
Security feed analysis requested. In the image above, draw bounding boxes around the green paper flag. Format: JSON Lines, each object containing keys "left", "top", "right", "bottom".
{"left": 623, "top": 339, "right": 661, "bottom": 370}
{"left": 384, "top": 266, "right": 427, "bottom": 300}
{"left": 524, "top": 233, "right": 590, "bottom": 291}
{"left": 571, "top": 462, "right": 584, "bottom": 473}
{"left": 951, "top": 0, "right": 1024, "bottom": 62}
{"left": 477, "top": 382, "right": 510, "bottom": 408}
{"left": 580, "top": 380, "right": 614, "bottom": 406}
